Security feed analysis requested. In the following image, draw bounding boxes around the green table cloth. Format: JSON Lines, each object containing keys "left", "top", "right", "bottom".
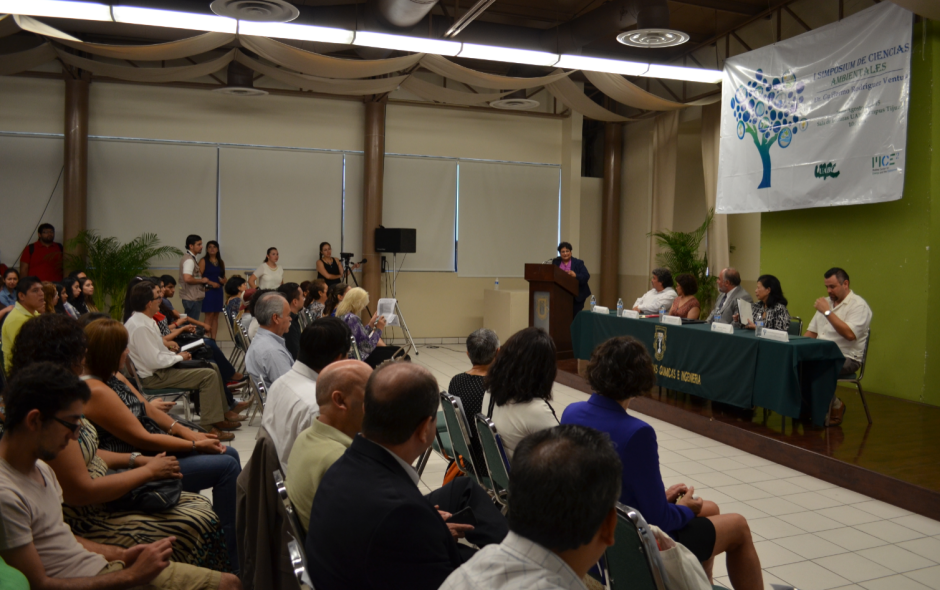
{"left": 571, "top": 312, "right": 845, "bottom": 426}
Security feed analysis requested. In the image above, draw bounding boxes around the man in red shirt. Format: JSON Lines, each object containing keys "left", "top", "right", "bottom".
{"left": 20, "top": 224, "right": 63, "bottom": 282}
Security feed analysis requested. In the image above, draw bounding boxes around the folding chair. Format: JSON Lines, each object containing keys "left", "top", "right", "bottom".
{"left": 247, "top": 377, "right": 267, "bottom": 426}
{"left": 124, "top": 356, "right": 195, "bottom": 421}
{"left": 837, "top": 329, "right": 872, "bottom": 424}
{"left": 349, "top": 335, "right": 362, "bottom": 361}
{"left": 274, "top": 469, "right": 313, "bottom": 588}
{"left": 287, "top": 540, "right": 313, "bottom": 590}
{"left": 474, "top": 413, "right": 511, "bottom": 507}
{"left": 439, "top": 392, "right": 481, "bottom": 485}
{"left": 788, "top": 316, "right": 803, "bottom": 336}
{"left": 220, "top": 308, "right": 242, "bottom": 366}
{"left": 600, "top": 504, "right": 667, "bottom": 590}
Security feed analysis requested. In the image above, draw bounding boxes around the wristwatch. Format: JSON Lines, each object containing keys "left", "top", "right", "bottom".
{"left": 824, "top": 310, "right": 832, "bottom": 317}
{"left": 129, "top": 452, "right": 141, "bottom": 468}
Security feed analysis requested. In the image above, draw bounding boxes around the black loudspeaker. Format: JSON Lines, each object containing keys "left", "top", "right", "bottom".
{"left": 375, "top": 228, "right": 417, "bottom": 253}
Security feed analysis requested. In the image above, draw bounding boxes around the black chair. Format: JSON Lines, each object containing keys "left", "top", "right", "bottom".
{"left": 788, "top": 316, "right": 803, "bottom": 336}
{"left": 600, "top": 503, "right": 667, "bottom": 590}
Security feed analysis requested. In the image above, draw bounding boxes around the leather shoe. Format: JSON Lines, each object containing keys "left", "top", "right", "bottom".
{"left": 230, "top": 401, "right": 251, "bottom": 414}
{"left": 828, "top": 398, "right": 846, "bottom": 427}
{"left": 209, "top": 427, "right": 235, "bottom": 442}
{"left": 224, "top": 411, "right": 247, "bottom": 422}
{"left": 213, "top": 420, "right": 242, "bottom": 431}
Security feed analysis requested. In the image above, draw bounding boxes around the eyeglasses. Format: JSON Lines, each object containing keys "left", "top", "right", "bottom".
{"left": 52, "top": 415, "right": 83, "bottom": 434}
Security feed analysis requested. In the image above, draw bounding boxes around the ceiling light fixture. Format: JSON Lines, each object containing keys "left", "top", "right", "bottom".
{"left": 0, "top": 0, "right": 111, "bottom": 21}
{"left": 458, "top": 43, "right": 558, "bottom": 67}
{"left": 642, "top": 63, "right": 723, "bottom": 84}
{"left": 555, "top": 55, "right": 648, "bottom": 76}
{"left": 353, "top": 31, "right": 461, "bottom": 57}
{"left": 210, "top": 0, "right": 298, "bottom": 23}
{"left": 617, "top": 29, "right": 690, "bottom": 48}
{"left": 238, "top": 21, "right": 355, "bottom": 44}
{"left": 111, "top": 6, "right": 238, "bottom": 33}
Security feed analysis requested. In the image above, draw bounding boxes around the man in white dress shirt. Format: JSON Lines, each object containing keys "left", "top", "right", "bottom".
{"left": 805, "top": 267, "right": 872, "bottom": 426}
{"left": 441, "top": 424, "right": 622, "bottom": 590}
{"left": 707, "top": 268, "right": 753, "bottom": 324}
{"left": 262, "top": 317, "right": 351, "bottom": 473}
{"left": 632, "top": 268, "right": 678, "bottom": 314}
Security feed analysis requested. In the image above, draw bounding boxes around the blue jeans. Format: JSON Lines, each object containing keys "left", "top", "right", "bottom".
{"left": 177, "top": 446, "right": 241, "bottom": 572}
{"left": 182, "top": 299, "right": 203, "bottom": 322}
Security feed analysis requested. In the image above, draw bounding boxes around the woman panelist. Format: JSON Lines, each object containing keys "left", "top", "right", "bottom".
{"left": 551, "top": 241, "right": 591, "bottom": 315}
{"left": 733, "top": 274, "right": 790, "bottom": 332}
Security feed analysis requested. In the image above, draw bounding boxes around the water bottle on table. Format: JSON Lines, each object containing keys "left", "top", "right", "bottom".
{"left": 756, "top": 318, "right": 764, "bottom": 337}
{"left": 589, "top": 295, "right": 596, "bottom": 311}
{"left": 659, "top": 305, "right": 666, "bottom": 321}
{"left": 617, "top": 298, "right": 623, "bottom": 316}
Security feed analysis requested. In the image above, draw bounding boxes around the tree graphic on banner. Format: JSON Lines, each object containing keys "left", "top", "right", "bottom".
{"left": 731, "top": 69, "right": 807, "bottom": 189}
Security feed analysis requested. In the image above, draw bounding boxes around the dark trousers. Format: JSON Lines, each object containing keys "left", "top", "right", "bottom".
{"left": 365, "top": 345, "right": 406, "bottom": 368}
{"left": 574, "top": 299, "right": 585, "bottom": 317}
{"left": 840, "top": 358, "right": 862, "bottom": 377}
{"left": 424, "top": 477, "right": 508, "bottom": 562}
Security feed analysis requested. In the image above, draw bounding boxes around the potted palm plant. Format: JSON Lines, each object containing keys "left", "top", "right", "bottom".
{"left": 64, "top": 230, "right": 183, "bottom": 320}
{"left": 650, "top": 209, "right": 718, "bottom": 312}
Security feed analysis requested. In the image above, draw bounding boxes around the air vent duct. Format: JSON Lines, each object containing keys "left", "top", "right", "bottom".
{"left": 210, "top": 0, "right": 299, "bottom": 22}
{"left": 490, "top": 98, "right": 540, "bottom": 111}
{"left": 213, "top": 60, "right": 269, "bottom": 96}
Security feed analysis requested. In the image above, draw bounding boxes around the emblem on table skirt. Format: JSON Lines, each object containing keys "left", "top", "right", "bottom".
{"left": 537, "top": 298, "right": 549, "bottom": 321}
{"left": 654, "top": 326, "right": 667, "bottom": 361}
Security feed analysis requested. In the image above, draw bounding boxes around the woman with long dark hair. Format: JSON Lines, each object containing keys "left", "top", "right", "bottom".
{"left": 199, "top": 240, "right": 226, "bottom": 338}
{"left": 304, "top": 278, "right": 328, "bottom": 319}
{"left": 316, "top": 242, "right": 358, "bottom": 287}
{"left": 0, "top": 267, "right": 18, "bottom": 308}
{"left": 77, "top": 277, "right": 98, "bottom": 313}
{"left": 481, "top": 327, "right": 559, "bottom": 459}
{"left": 323, "top": 283, "right": 350, "bottom": 317}
{"left": 733, "top": 274, "right": 790, "bottom": 332}
{"left": 248, "top": 247, "right": 283, "bottom": 290}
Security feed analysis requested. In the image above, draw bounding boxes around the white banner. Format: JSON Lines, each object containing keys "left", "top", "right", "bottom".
{"left": 716, "top": 2, "right": 913, "bottom": 213}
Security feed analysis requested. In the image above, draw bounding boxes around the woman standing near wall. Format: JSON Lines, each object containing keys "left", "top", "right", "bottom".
{"left": 249, "top": 247, "right": 283, "bottom": 290}
{"left": 199, "top": 241, "right": 226, "bottom": 339}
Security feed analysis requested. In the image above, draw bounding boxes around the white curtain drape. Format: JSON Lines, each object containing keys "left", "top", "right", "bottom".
{"left": 649, "top": 111, "right": 679, "bottom": 272}
{"left": 701, "top": 102, "right": 730, "bottom": 275}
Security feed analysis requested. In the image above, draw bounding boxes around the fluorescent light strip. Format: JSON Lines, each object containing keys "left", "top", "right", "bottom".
{"left": 1, "top": 0, "right": 723, "bottom": 84}
{"left": 0, "top": 0, "right": 111, "bottom": 21}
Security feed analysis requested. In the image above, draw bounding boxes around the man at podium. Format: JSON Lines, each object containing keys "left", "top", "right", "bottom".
{"left": 552, "top": 242, "right": 591, "bottom": 315}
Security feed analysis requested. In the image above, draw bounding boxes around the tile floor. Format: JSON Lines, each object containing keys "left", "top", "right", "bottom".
{"left": 217, "top": 344, "right": 940, "bottom": 590}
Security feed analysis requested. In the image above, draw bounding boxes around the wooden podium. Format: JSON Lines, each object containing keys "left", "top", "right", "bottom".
{"left": 524, "top": 263, "right": 579, "bottom": 360}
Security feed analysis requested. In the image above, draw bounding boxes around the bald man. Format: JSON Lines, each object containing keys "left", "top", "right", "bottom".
{"left": 306, "top": 362, "right": 509, "bottom": 590}
{"left": 286, "top": 359, "right": 371, "bottom": 529}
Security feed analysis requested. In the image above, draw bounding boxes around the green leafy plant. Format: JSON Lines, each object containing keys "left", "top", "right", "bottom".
{"left": 64, "top": 230, "right": 183, "bottom": 320}
{"left": 650, "top": 209, "right": 717, "bottom": 311}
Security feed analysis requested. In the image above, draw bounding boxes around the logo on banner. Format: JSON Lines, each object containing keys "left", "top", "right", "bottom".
{"left": 872, "top": 152, "right": 902, "bottom": 175}
{"left": 731, "top": 69, "right": 808, "bottom": 189}
{"left": 537, "top": 298, "right": 549, "bottom": 320}
{"left": 814, "top": 162, "right": 841, "bottom": 180}
{"left": 653, "top": 326, "right": 667, "bottom": 361}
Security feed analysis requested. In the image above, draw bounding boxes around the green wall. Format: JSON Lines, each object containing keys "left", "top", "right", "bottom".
{"left": 761, "top": 19, "right": 939, "bottom": 405}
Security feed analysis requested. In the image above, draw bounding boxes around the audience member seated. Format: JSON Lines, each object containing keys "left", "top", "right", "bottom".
{"left": 80, "top": 317, "right": 242, "bottom": 570}
{"left": 2, "top": 276, "right": 43, "bottom": 376}
{"left": 0, "top": 268, "right": 18, "bottom": 308}
{"left": 805, "top": 267, "right": 872, "bottom": 426}
{"left": 285, "top": 359, "right": 371, "bottom": 530}
{"left": 244, "top": 288, "right": 272, "bottom": 340}
{"left": 448, "top": 328, "right": 499, "bottom": 476}
{"left": 481, "top": 327, "right": 559, "bottom": 459}
{"left": 669, "top": 273, "right": 701, "bottom": 319}
{"left": 56, "top": 283, "right": 79, "bottom": 319}
{"left": 337, "top": 287, "right": 404, "bottom": 368}
{"left": 276, "top": 282, "right": 304, "bottom": 360}
{"left": 124, "top": 283, "right": 240, "bottom": 439}
{"left": 41, "top": 281, "right": 58, "bottom": 314}
{"left": 244, "top": 291, "right": 293, "bottom": 388}
{"left": 305, "top": 278, "right": 328, "bottom": 320}
{"left": 158, "top": 275, "right": 182, "bottom": 322}
{"left": 706, "top": 268, "right": 752, "bottom": 324}
{"left": 68, "top": 276, "right": 90, "bottom": 315}
{"left": 224, "top": 276, "right": 247, "bottom": 324}
{"left": 632, "top": 267, "right": 678, "bottom": 314}
{"left": 248, "top": 247, "right": 284, "bottom": 290}
{"left": 733, "top": 274, "right": 790, "bottom": 332}
{"left": 323, "top": 283, "right": 349, "bottom": 318}
{"left": 0, "top": 362, "right": 241, "bottom": 590}
{"left": 306, "top": 362, "right": 509, "bottom": 590}
{"left": 263, "top": 317, "right": 351, "bottom": 473}
{"left": 78, "top": 277, "right": 99, "bottom": 313}
{"left": 561, "top": 336, "right": 763, "bottom": 589}
{"left": 441, "top": 424, "right": 621, "bottom": 590}
{"left": 8, "top": 316, "right": 233, "bottom": 573}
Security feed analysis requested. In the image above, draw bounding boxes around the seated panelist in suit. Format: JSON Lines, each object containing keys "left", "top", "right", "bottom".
{"left": 552, "top": 241, "right": 591, "bottom": 315}
{"left": 305, "top": 362, "right": 509, "bottom": 590}
{"left": 707, "top": 268, "right": 753, "bottom": 324}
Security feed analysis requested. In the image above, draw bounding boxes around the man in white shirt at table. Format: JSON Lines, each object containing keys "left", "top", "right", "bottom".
{"left": 707, "top": 268, "right": 753, "bottom": 324}
{"left": 262, "top": 317, "right": 351, "bottom": 474}
{"left": 632, "top": 268, "right": 678, "bottom": 314}
{"left": 805, "top": 267, "right": 872, "bottom": 426}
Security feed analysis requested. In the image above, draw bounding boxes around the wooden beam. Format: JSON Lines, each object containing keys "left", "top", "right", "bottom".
{"left": 784, "top": 5, "right": 812, "bottom": 32}
{"left": 656, "top": 79, "right": 682, "bottom": 102}
{"left": 731, "top": 31, "right": 752, "bottom": 52}
{"left": 669, "top": 0, "right": 763, "bottom": 16}
{"left": 185, "top": 56, "right": 224, "bottom": 85}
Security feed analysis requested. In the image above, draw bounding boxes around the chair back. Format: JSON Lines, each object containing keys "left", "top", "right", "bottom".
{"left": 237, "top": 317, "right": 252, "bottom": 346}
{"left": 439, "top": 392, "right": 479, "bottom": 483}
{"left": 788, "top": 316, "right": 803, "bottom": 336}
{"left": 123, "top": 355, "right": 147, "bottom": 393}
{"left": 474, "top": 413, "right": 511, "bottom": 505}
{"left": 603, "top": 504, "right": 668, "bottom": 590}
{"left": 857, "top": 329, "right": 871, "bottom": 380}
{"left": 287, "top": 540, "right": 313, "bottom": 590}
{"left": 273, "top": 469, "right": 307, "bottom": 543}
{"left": 349, "top": 335, "right": 362, "bottom": 361}
{"left": 251, "top": 378, "right": 268, "bottom": 408}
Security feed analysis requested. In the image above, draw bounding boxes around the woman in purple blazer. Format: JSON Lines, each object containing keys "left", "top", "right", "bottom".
{"left": 560, "top": 336, "right": 764, "bottom": 590}
{"left": 551, "top": 241, "right": 591, "bottom": 316}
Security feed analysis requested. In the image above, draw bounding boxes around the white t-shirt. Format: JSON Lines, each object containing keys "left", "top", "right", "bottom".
{"left": 480, "top": 393, "right": 559, "bottom": 460}
{"left": 0, "top": 459, "right": 108, "bottom": 578}
{"left": 182, "top": 257, "right": 196, "bottom": 277}
{"left": 253, "top": 263, "right": 284, "bottom": 290}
